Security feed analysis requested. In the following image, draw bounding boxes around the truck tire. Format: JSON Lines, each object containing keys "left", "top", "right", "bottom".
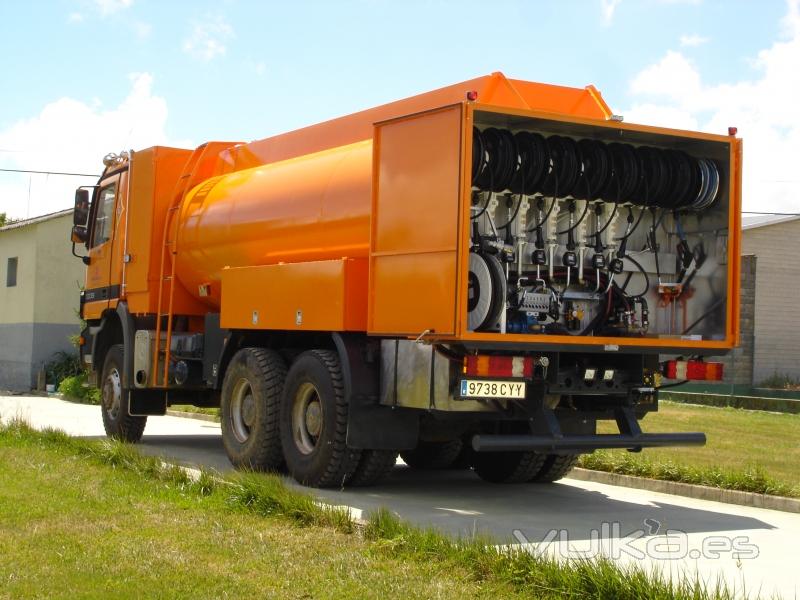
{"left": 100, "top": 344, "right": 147, "bottom": 443}
{"left": 280, "top": 350, "right": 361, "bottom": 488}
{"left": 400, "top": 440, "right": 465, "bottom": 470}
{"left": 471, "top": 451, "right": 547, "bottom": 484}
{"left": 347, "top": 450, "right": 398, "bottom": 486}
{"left": 221, "top": 348, "right": 287, "bottom": 471}
{"left": 529, "top": 453, "right": 579, "bottom": 483}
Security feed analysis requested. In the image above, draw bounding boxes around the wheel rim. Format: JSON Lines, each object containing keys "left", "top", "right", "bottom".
{"left": 103, "top": 367, "right": 122, "bottom": 420}
{"left": 230, "top": 378, "right": 256, "bottom": 444}
{"left": 292, "top": 382, "right": 323, "bottom": 455}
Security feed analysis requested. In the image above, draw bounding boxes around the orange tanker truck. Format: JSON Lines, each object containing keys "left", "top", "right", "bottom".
{"left": 70, "top": 72, "right": 741, "bottom": 488}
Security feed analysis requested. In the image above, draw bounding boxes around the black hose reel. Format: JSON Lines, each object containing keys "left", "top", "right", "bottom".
{"left": 467, "top": 252, "right": 506, "bottom": 331}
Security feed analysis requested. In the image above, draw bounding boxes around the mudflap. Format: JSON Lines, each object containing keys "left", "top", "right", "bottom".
{"left": 333, "top": 333, "right": 419, "bottom": 450}
{"left": 128, "top": 389, "right": 167, "bottom": 417}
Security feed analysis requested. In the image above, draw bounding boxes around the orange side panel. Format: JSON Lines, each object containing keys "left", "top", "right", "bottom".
{"left": 220, "top": 258, "right": 368, "bottom": 331}
{"left": 222, "top": 72, "right": 610, "bottom": 172}
{"left": 368, "top": 105, "right": 462, "bottom": 336}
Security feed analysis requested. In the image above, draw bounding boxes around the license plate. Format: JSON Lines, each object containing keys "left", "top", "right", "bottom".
{"left": 459, "top": 379, "right": 526, "bottom": 399}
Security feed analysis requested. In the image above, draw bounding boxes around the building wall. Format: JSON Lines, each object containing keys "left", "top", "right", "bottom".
{"left": 0, "top": 214, "right": 84, "bottom": 390}
{"left": 0, "top": 226, "right": 37, "bottom": 390}
{"left": 717, "top": 255, "right": 755, "bottom": 388}
{"left": 741, "top": 220, "right": 800, "bottom": 383}
{"left": 0, "top": 226, "right": 37, "bottom": 324}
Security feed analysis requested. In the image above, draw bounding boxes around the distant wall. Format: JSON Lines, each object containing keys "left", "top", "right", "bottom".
{"left": 33, "top": 217, "right": 84, "bottom": 324}
{"left": 741, "top": 220, "right": 800, "bottom": 383}
{"left": 0, "top": 323, "right": 34, "bottom": 390}
{"left": 717, "top": 255, "right": 755, "bottom": 387}
{"left": 0, "top": 226, "right": 37, "bottom": 325}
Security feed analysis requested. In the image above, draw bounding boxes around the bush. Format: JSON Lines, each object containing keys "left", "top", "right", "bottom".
{"left": 44, "top": 351, "right": 81, "bottom": 386}
{"left": 58, "top": 373, "right": 101, "bottom": 405}
{"left": 758, "top": 371, "right": 800, "bottom": 390}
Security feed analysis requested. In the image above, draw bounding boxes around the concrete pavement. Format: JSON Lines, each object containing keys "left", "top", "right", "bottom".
{"left": 1, "top": 394, "right": 798, "bottom": 599}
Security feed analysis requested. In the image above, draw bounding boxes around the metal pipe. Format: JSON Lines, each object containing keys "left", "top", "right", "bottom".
{"left": 471, "top": 432, "right": 706, "bottom": 452}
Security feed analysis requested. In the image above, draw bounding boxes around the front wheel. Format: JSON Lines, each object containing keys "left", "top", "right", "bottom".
{"left": 280, "top": 350, "right": 360, "bottom": 488}
{"left": 100, "top": 344, "right": 147, "bottom": 442}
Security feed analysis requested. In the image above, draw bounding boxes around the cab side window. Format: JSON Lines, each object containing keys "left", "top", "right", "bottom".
{"left": 91, "top": 183, "right": 117, "bottom": 248}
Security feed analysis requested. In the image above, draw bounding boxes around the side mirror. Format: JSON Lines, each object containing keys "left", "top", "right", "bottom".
{"left": 71, "top": 225, "right": 88, "bottom": 244}
{"left": 73, "top": 188, "right": 90, "bottom": 227}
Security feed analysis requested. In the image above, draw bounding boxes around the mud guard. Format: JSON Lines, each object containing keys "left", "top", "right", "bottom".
{"left": 333, "top": 333, "right": 418, "bottom": 450}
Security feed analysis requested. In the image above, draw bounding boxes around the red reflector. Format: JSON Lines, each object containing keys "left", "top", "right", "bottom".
{"left": 663, "top": 360, "right": 724, "bottom": 381}
{"left": 466, "top": 90, "right": 478, "bottom": 102}
{"left": 728, "top": 126, "right": 737, "bottom": 136}
{"left": 464, "top": 355, "right": 534, "bottom": 378}
{"left": 488, "top": 356, "right": 513, "bottom": 376}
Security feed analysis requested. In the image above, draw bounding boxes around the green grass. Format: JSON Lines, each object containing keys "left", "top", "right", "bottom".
{"left": 0, "top": 420, "right": 738, "bottom": 600}
{"left": 170, "top": 405, "right": 220, "bottom": 419}
{"left": 582, "top": 401, "right": 800, "bottom": 498}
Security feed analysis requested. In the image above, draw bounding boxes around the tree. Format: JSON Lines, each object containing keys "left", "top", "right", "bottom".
{"left": 0, "top": 213, "right": 18, "bottom": 227}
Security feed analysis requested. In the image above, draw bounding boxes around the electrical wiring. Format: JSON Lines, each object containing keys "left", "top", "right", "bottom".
{"left": 683, "top": 297, "right": 726, "bottom": 334}
{"left": 621, "top": 254, "right": 650, "bottom": 299}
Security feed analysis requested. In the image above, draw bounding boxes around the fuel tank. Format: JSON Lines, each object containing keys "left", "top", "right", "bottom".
{"left": 175, "top": 140, "right": 372, "bottom": 308}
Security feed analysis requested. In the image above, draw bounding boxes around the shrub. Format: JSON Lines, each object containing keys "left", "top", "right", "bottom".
{"left": 44, "top": 351, "right": 81, "bottom": 386}
{"left": 58, "top": 373, "right": 101, "bottom": 405}
{"left": 758, "top": 371, "right": 800, "bottom": 390}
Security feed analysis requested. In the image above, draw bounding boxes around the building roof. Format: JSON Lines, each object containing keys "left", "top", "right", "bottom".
{"left": 0, "top": 209, "right": 73, "bottom": 233}
{"left": 742, "top": 213, "right": 800, "bottom": 230}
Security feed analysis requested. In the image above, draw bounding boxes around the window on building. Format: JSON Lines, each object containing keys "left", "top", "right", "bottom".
{"left": 90, "top": 183, "right": 117, "bottom": 248}
{"left": 6, "top": 257, "right": 17, "bottom": 287}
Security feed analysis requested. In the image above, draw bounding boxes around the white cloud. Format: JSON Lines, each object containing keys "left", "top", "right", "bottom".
{"left": 622, "top": 0, "right": 800, "bottom": 212}
{"left": 0, "top": 73, "right": 185, "bottom": 219}
{"left": 630, "top": 50, "right": 702, "bottom": 100}
{"left": 132, "top": 20, "right": 152, "bottom": 39}
{"left": 183, "top": 16, "right": 234, "bottom": 61}
{"left": 67, "top": 12, "right": 84, "bottom": 24}
{"left": 600, "top": 0, "right": 621, "bottom": 25}
{"left": 93, "top": 0, "right": 134, "bottom": 16}
{"left": 679, "top": 34, "right": 709, "bottom": 47}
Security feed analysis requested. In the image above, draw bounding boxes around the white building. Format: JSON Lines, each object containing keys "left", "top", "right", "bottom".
{"left": 741, "top": 214, "right": 800, "bottom": 384}
{"left": 0, "top": 210, "right": 85, "bottom": 391}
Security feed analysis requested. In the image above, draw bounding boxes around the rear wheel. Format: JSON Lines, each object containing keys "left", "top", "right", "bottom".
{"left": 471, "top": 451, "right": 547, "bottom": 484}
{"left": 221, "top": 348, "right": 287, "bottom": 471}
{"left": 529, "top": 453, "right": 579, "bottom": 482}
{"left": 280, "top": 350, "right": 360, "bottom": 488}
{"left": 100, "top": 344, "right": 147, "bottom": 442}
{"left": 400, "top": 440, "right": 465, "bottom": 470}
{"left": 348, "top": 450, "right": 398, "bottom": 486}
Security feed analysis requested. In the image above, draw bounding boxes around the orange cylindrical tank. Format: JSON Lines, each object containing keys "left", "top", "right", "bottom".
{"left": 175, "top": 140, "right": 372, "bottom": 308}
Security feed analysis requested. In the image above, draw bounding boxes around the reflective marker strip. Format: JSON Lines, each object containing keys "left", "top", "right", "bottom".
{"left": 512, "top": 356, "right": 524, "bottom": 377}
{"left": 675, "top": 361, "right": 687, "bottom": 379}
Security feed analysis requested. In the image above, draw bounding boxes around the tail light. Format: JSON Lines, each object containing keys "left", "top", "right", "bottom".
{"left": 463, "top": 355, "right": 534, "bottom": 378}
{"left": 663, "top": 359, "right": 724, "bottom": 381}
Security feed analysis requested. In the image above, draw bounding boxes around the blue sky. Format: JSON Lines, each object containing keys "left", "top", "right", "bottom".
{"left": 0, "top": 0, "right": 797, "bottom": 217}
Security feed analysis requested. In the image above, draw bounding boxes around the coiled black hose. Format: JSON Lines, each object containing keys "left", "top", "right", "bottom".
{"left": 471, "top": 127, "right": 721, "bottom": 212}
